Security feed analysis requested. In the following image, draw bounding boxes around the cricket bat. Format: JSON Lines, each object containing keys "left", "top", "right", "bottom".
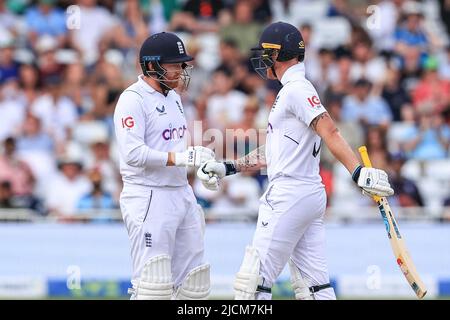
{"left": 358, "top": 146, "right": 427, "bottom": 299}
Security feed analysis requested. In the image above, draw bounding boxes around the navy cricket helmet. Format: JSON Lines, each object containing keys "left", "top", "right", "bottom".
{"left": 251, "top": 22, "right": 305, "bottom": 79}
{"left": 139, "top": 32, "right": 194, "bottom": 94}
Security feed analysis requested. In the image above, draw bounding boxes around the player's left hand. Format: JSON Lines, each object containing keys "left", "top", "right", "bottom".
{"left": 355, "top": 167, "right": 394, "bottom": 197}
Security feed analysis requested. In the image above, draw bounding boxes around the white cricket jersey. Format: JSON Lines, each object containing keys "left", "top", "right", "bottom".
{"left": 266, "top": 63, "right": 327, "bottom": 184}
{"left": 113, "top": 75, "right": 188, "bottom": 187}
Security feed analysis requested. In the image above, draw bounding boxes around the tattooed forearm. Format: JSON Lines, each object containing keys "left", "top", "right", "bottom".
{"left": 310, "top": 112, "right": 331, "bottom": 132}
{"left": 235, "top": 145, "right": 267, "bottom": 172}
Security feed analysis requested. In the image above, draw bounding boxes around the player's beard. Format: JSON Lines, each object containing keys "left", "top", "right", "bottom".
{"left": 163, "top": 77, "right": 180, "bottom": 90}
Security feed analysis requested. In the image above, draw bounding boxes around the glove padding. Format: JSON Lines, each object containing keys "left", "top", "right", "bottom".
{"left": 197, "top": 160, "right": 226, "bottom": 191}
{"left": 357, "top": 167, "right": 394, "bottom": 197}
{"left": 175, "top": 146, "right": 215, "bottom": 167}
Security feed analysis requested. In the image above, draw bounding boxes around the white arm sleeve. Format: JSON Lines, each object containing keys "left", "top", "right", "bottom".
{"left": 287, "top": 81, "right": 327, "bottom": 126}
{"left": 113, "top": 90, "right": 168, "bottom": 168}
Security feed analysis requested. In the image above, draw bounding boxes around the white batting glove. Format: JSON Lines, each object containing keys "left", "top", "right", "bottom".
{"left": 201, "top": 174, "right": 220, "bottom": 191}
{"left": 196, "top": 160, "right": 223, "bottom": 191}
{"left": 352, "top": 166, "right": 394, "bottom": 197}
{"left": 198, "top": 160, "right": 227, "bottom": 179}
{"left": 175, "top": 146, "right": 215, "bottom": 168}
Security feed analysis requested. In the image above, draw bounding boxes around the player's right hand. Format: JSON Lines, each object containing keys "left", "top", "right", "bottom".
{"left": 354, "top": 166, "right": 394, "bottom": 197}
{"left": 175, "top": 146, "right": 215, "bottom": 168}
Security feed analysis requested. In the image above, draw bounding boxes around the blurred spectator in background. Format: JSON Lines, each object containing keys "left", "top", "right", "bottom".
{"left": 401, "top": 108, "right": 450, "bottom": 160}
{"left": 100, "top": 0, "right": 147, "bottom": 58}
{"left": 308, "top": 47, "right": 335, "bottom": 96}
{"left": 71, "top": 0, "right": 117, "bottom": 66}
{"left": 25, "top": 0, "right": 68, "bottom": 50}
{"left": 62, "top": 62, "right": 87, "bottom": 116}
{"left": 394, "top": 2, "right": 434, "bottom": 67}
{"left": 382, "top": 66, "right": 413, "bottom": 122}
{"left": 184, "top": 37, "right": 211, "bottom": 99}
{"left": 0, "top": 30, "right": 19, "bottom": 85}
{"left": 17, "top": 113, "right": 54, "bottom": 155}
{"left": 18, "top": 63, "right": 41, "bottom": 106}
{"left": 220, "top": 0, "right": 263, "bottom": 57}
{"left": 388, "top": 151, "right": 424, "bottom": 207}
{"left": 45, "top": 145, "right": 90, "bottom": 218}
{"left": 84, "top": 137, "right": 120, "bottom": 202}
{"left": 328, "top": 48, "right": 353, "bottom": 96}
{"left": 169, "top": 0, "right": 225, "bottom": 34}
{"left": 342, "top": 78, "right": 392, "bottom": 129}
{"left": 248, "top": 0, "right": 272, "bottom": 24}
{"left": 77, "top": 168, "right": 116, "bottom": 210}
{"left": 327, "top": 0, "right": 360, "bottom": 24}
{"left": 0, "top": 137, "right": 35, "bottom": 198}
{"left": 350, "top": 39, "right": 387, "bottom": 90}
{"left": 0, "top": 181, "right": 15, "bottom": 209}
{"left": 215, "top": 38, "right": 244, "bottom": 75}
{"left": 230, "top": 95, "right": 261, "bottom": 157}
{"left": 367, "top": 0, "right": 404, "bottom": 52}
{"left": 398, "top": 42, "right": 423, "bottom": 91}
{"left": 0, "top": 0, "right": 17, "bottom": 33}
{"left": 0, "top": 86, "right": 26, "bottom": 142}
{"left": 35, "top": 35, "right": 64, "bottom": 83}
{"left": 86, "top": 60, "right": 123, "bottom": 133}
{"left": 206, "top": 68, "right": 246, "bottom": 130}
{"left": 30, "top": 74, "right": 78, "bottom": 148}
{"left": 412, "top": 56, "right": 450, "bottom": 114}
{"left": 16, "top": 113, "right": 56, "bottom": 201}
{"left": 0, "top": 137, "right": 44, "bottom": 214}
{"left": 365, "top": 126, "right": 389, "bottom": 170}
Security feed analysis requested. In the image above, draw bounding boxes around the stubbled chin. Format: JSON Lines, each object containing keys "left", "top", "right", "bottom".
{"left": 167, "top": 79, "right": 180, "bottom": 89}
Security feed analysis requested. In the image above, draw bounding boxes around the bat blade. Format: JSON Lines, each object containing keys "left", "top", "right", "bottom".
{"left": 358, "top": 146, "right": 427, "bottom": 299}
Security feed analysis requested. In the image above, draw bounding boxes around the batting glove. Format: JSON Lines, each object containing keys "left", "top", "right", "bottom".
{"left": 175, "top": 146, "right": 215, "bottom": 168}
{"left": 197, "top": 159, "right": 238, "bottom": 191}
{"left": 352, "top": 165, "right": 395, "bottom": 197}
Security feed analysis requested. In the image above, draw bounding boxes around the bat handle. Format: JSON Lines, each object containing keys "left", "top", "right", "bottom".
{"left": 358, "top": 146, "right": 381, "bottom": 202}
{"left": 358, "top": 146, "right": 372, "bottom": 168}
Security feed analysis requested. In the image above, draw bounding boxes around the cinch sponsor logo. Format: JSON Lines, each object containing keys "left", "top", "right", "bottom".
{"left": 162, "top": 124, "right": 187, "bottom": 141}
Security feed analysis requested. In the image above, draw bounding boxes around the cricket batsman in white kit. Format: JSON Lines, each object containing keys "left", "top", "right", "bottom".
{"left": 114, "top": 32, "right": 214, "bottom": 300}
{"left": 197, "top": 22, "right": 394, "bottom": 300}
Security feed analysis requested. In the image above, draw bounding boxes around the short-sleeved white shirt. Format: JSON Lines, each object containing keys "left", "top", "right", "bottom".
{"left": 266, "top": 63, "right": 327, "bottom": 184}
{"left": 113, "top": 76, "right": 188, "bottom": 187}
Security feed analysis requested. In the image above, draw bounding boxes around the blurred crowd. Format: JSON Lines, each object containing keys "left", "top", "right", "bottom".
{"left": 0, "top": 0, "right": 449, "bottom": 220}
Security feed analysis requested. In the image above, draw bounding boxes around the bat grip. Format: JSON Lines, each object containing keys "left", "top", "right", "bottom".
{"left": 358, "top": 146, "right": 372, "bottom": 168}
{"left": 358, "top": 146, "right": 381, "bottom": 202}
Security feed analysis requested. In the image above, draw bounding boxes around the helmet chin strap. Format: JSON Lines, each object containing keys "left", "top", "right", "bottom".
{"left": 271, "top": 65, "right": 282, "bottom": 86}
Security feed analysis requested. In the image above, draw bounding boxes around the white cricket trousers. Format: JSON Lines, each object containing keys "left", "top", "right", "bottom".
{"left": 119, "top": 183, "right": 205, "bottom": 288}
{"left": 252, "top": 178, "right": 336, "bottom": 300}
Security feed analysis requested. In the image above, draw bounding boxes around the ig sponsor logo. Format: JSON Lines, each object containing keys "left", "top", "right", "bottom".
{"left": 122, "top": 116, "right": 135, "bottom": 129}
